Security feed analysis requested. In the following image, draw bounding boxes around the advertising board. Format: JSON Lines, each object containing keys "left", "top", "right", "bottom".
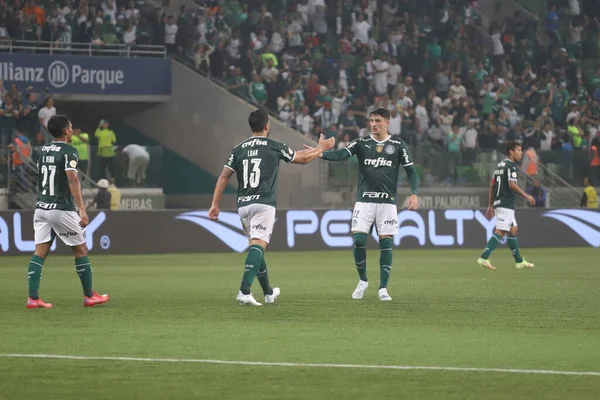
{"left": 0, "top": 209, "right": 598, "bottom": 255}
{"left": 0, "top": 54, "right": 170, "bottom": 95}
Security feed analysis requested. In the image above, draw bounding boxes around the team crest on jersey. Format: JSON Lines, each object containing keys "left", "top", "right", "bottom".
{"left": 69, "top": 160, "right": 77, "bottom": 168}
{"left": 385, "top": 145, "right": 395, "bottom": 155}
{"left": 376, "top": 144, "right": 384, "bottom": 153}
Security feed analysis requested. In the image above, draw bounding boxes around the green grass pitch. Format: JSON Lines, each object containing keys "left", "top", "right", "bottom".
{"left": 1, "top": 248, "right": 599, "bottom": 399}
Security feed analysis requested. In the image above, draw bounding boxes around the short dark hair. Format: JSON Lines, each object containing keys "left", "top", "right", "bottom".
{"left": 370, "top": 107, "right": 390, "bottom": 121}
{"left": 248, "top": 109, "right": 269, "bottom": 133}
{"left": 47, "top": 115, "right": 71, "bottom": 138}
{"left": 505, "top": 141, "right": 522, "bottom": 155}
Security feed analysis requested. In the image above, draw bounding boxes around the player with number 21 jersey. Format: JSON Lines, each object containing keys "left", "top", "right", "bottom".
{"left": 26, "top": 114, "right": 109, "bottom": 309}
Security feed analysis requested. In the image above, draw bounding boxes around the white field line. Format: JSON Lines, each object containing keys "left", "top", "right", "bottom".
{"left": 0, "top": 354, "right": 599, "bottom": 377}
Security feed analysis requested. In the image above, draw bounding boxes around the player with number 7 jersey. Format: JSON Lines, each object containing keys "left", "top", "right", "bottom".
{"left": 208, "top": 110, "right": 335, "bottom": 306}
{"left": 477, "top": 141, "right": 536, "bottom": 271}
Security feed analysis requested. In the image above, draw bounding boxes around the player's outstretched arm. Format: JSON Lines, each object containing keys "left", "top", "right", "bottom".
{"left": 209, "top": 167, "right": 234, "bottom": 221}
{"left": 66, "top": 170, "right": 89, "bottom": 227}
{"left": 509, "top": 180, "right": 535, "bottom": 206}
{"left": 301, "top": 144, "right": 352, "bottom": 162}
{"left": 292, "top": 134, "right": 335, "bottom": 164}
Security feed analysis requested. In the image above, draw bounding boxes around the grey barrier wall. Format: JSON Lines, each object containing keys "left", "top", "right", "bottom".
{"left": 122, "top": 60, "right": 325, "bottom": 209}
{"left": 0, "top": 209, "right": 598, "bottom": 255}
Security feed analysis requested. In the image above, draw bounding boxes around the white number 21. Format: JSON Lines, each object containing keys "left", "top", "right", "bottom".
{"left": 41, "top": 165, "right": 57, "bottom": 196}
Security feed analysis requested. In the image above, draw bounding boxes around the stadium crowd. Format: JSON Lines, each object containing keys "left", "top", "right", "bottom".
{"left": 1, "top": 0, "right": 600, "bottom": 189}
{"left": 169, "top": 0, "right": 600, "bottom": 187}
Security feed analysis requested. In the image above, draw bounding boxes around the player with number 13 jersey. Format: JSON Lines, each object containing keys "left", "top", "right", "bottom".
{"left": 208, "top": 110, "right": 335, "bottom": 306}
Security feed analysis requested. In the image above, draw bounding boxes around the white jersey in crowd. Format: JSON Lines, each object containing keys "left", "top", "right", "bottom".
{"left": 122, "top": 144, "right": 149, "bottom": 159}
{"left": 164, "top": 23, "right": 178, "bottom": 45}
{"left": 38, "top": 106, "right": 56, "bottom": 128}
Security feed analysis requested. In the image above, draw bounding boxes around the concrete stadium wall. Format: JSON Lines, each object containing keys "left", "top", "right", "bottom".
{"left": 123, "top": 60, "right": 324, "bottom": 209}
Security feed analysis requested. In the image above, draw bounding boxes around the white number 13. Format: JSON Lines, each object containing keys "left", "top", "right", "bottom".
{"left": 242, "top": 159, "right": 261, "bottom": 189}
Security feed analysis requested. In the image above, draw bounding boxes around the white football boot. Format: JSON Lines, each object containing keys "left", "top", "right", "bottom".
{"left": 236, "top": 291, "right": 262, "bottom": 306}
{"left": 352, "top": 280, "right": 369, "bottom": 300}
{"left": 378, "top": 288, "right": 392, "bottom": 301}
{"left": 264, "top": 287, "right": 280, "bottom": 304}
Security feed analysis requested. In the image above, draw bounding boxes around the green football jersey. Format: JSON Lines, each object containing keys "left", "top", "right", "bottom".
{"left": 492, "top": 158, "right": 518, "bottom": 209}
{"left": 225, "top": 136, "right": 296, "bottom": 208}
{"left": 345, "top": 136, "right": 414, "bottom": 204}
{"left": 36, "top": 141, "right": 79, "bottom": 211}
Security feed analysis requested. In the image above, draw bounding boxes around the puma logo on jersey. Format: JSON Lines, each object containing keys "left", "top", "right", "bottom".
{"left": 364, "top": 157, "right": 392, "bottom": 168}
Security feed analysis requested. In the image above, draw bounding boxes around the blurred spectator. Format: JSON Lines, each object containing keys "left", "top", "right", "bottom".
{"left": 461, "top": 120, "right": 479, "bottom": 164}
{"left": 87, "top": 178, "right": 111, "bottom": 210}
{"left": 337, "top": 133, "right": 351, "bottom": 150}
{"left": 22, "top": 92, "right": 41, "bottom": 137}
{"left": 71, "top": 128, "right": 90, "bottom": 176}
{"left": 1, "top": 94, "right": 19, "bottom": 146}
{"left": 581, "top": 177, "right": 598, "bottom": 208}
{"left": 296, "top": 106, "right": 314, "bottom": 136}
{"left": 107, "top": 177, "right": 121, "bottom": 210}
{"left": 249, "top": 73, "right": 267, "bottom": 106}
{"left": 164, "top": 15, "right": 178, "bottom": 54}
{"left": 9, "top": 129, "right": 31, "bottom": 190}
{"left": 526, "top": 178, "right": 547, "bottom": 207}
{"left": 522, "top": 146, "right": 539, "bottom": 179}
{"left": 122, "top": 143, "right": 150, "bottom": 186}
{"left": 38, "top": 98, "right": 56, "bottom": 141}
{"left": 590, "top": 132, "right": 600, "bottom": 185}
{"left": 94, "top": 119, "right": 116, "bottom": 180}
{"left": 447, "top": 124, "right": 462, "bottom": 182}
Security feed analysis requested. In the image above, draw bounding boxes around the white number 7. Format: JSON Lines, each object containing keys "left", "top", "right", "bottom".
{"left": 496, "top": 176, "right": 502, "bottom": 197}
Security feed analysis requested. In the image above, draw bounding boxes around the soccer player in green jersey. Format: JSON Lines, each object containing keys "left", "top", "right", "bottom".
{"left": 26, "top": 115, "right": 109, "bottom": 309}
{"left": 208, "top": 110, "right": 335, "bottom": 306}
{"left": 306, "top": 107, "right": 419, "bottom": 301}
{"left": 478, "top": 141, "right": 536, "bottom": 270}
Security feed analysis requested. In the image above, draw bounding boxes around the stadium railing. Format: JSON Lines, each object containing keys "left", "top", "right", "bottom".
{"left": 0, "top": 145, "right": 163, "bottom": 192}
{"left": 328, "top": 146, "right": 587, "bottom": 189}
{"left": 0, "top": 39, "right": 167, "bottom": 58}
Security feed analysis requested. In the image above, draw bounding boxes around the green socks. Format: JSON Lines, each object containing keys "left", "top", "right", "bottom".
{"left": 28, "top": 255, "right": 45, "bottom": 300}
{"left": 75, "top": 256, "right": 94, "bottom": 298}
{"left": 507, "top": 235, "right": 523, "bottom": 263}
{"left": 256, "top": 258, "right": 273, "bottom": 296}
{"left": 353, "top": 233, "right": 368, "bottom": 282}
{"left": 481, "top": 233, "right": 502, "bottom": 260}
{"left": 240, "top": 245, "right": 264, "bottom": 295}
{"left": 379, "top": 238, "right": 393, "bottom": 289}
{"left": 480, "top": 233, "right": 523, "bottom": 263}
{"left": 30, "top": 255, "right": 94, "bottom": 299}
